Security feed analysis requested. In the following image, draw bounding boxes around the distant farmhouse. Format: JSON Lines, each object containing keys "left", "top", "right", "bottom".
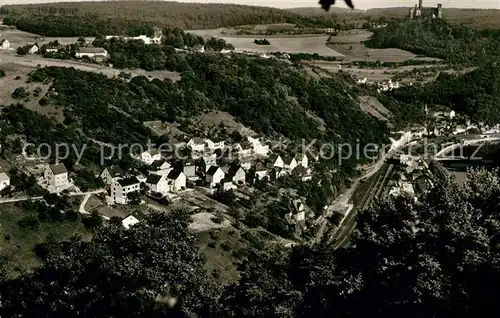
{"left": 76, "top": 47, "right": 108, "bottom": 59}
{"left": 0, "top": 39, "right": 10, "bottom": 50}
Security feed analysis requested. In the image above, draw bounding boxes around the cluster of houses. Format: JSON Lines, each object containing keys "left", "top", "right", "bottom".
{"left": 0, "top": 38, "right": 38, "bottom": 54}
{"left": 94, "top": 134, "right": 318, "bottom": 205}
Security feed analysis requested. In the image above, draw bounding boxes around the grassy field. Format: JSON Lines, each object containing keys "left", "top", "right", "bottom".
{"left": 0, "top": 203, "right": 91, "bottom": 275}
{"left": 198, "top": 226, "right": 278, "bottom": 284}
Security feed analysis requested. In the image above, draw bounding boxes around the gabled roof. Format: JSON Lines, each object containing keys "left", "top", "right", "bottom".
{"left": 149, "top": 160, "right": 169, "bottom": 170}
{"left": 282, "top": 156, "right": 296, "bottom": 165}
{"left": 106, "top": 165, "right": 124, "bottom": 177}
{"left": 203, "top": 155, "right": 217, "bottom": 164}
{"left": 167, "top": 169, "right": 184, "bottom": 180}
{"left": 227, "top": 165, "right": 244, "bottom": 177}
{"left": 269, "top": 154, "right": 282, "bottom": 162}
{"left": 117, "top": 176, "right": 140, "bottom": 187}
{"left": 0, "top": 39, "right": 8, "bottom": 45}
{"left": 206, "top": 166, "right": 222, "bottom": 176}
{"left": 146, "top": 174, "right": 163, "bottom": 185}
{"left": 49, "top": 163, "right": 67, "bottom": 175}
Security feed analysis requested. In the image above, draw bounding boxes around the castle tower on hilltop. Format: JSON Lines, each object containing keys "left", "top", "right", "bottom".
{"left": 437, "top": 3, "right": 443, "bottom": 19}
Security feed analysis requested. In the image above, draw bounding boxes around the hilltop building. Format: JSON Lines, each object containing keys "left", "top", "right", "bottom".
{"left": 408, "top": 1, "right": 443, "bottom": 20}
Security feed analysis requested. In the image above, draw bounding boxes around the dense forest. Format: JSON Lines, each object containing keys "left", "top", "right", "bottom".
{"left": 386, "top": 63, "right": 500, "bottom": 124}
{"left": 0, "top": 1, "right": 339, "bottom": 36}
{"left": 2, "top": 164, "right": 500, "bottom": 317}
{"left": 366, "top": 19, "right": 500, "bottom": 65}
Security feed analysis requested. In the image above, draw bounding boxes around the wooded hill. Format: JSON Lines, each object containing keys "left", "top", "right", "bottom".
{"left": 0, "top": 1, "right": 305, "bottom": 36}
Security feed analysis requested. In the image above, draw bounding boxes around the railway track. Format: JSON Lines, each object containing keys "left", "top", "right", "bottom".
{"left": 330, "top": 164, "right": 394, "bottom": 249}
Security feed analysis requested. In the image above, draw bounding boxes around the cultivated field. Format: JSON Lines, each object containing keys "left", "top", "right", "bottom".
{"left": 327, "top": 29, "right": 418, "bottom": 63}
{"left": 223, "top": 35, "right": 343, "bottom": 56}
{"left": 188, "top": 28, "right": 343, "bottom": 56}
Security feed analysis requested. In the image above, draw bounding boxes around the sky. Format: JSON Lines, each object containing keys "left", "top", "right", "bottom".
{"left": 0, "top": 0, "right": 498, "bottom": 10}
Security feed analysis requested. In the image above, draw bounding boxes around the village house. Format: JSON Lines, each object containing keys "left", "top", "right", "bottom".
{"left": 136, "top": 174, "right": 147, "bottom": 184}
{"left": 233, "top": 142, "right": 252, "bottom": 157}
{"left": 29, "top": 44, "right": 39, "bottom": 54}
{"left": 205, "top": 138, "right": 225, "bottom": 151}
{"left": 220, "top": 177, "right": 237, "bottom": 192}
{"left": 295, "top": 153, "right": 309, "bottom": 168}
{"left": 187, "top": 137, "right": 205, "bottom": 152}
{"left": 247, "top": 136, "right": 270, "bottom": 157}
{"left": 44, "top": 163, "right": 69, "bottom": 189}
{"left": 226, "top": 165, "right": 246, "bottom": 185}
{"left": 200, "top": 154, "right": 217, "bottom": 172}
{"left": 139, "top": 149, "right": 162, "bottom": 165}
{"left": 75, "top": 47, "right": 108, "bottom": 59}
{"left": 270, "top": 166, "right": 289, "bottom": 181}
{"left": 167, "top": 169, "right": 186, "bottom": 192}
{"left": 122, "top": 215, "right": 140, "bottom": 229}
{"left": 182, "top": 159, "right": 197, "bottom": 180}
{"left": 148, "top": 160, "right": 172, "bottom": 178}
{"left": 146, "top": 174, "right": 169, "bottom": 195}
{"left": 45, "top": 46, "right": 59, "bottom": 53}
{"left": 283, "top": 156, "right": 298, "bottom": 171}
{"left": 100, "top": 165, "right": 125, "bottom": 185}
{"left": 239, "top": 157, "right": 253, "bottom": 170}
{"left": 254, "top": 163, "right": 268, "bottom": 181}
{"left": 206, "top": 166, "right": 225, "bottom": 188}
{"left": 0, "top": 39, "right": 10, "bottom": 50}
{"left": 0, "top": 172, "right": 10, "bottom": 192}
{"left": 286, "top": 199, "right": 306, "bottom": 228}
{"left": 270, "top": 155, "right": 285, "bottom": 169}
{"left": 112, "top": 177, "right": 141, "bottom": 204}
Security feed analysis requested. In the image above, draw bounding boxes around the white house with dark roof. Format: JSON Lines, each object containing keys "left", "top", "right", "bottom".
{"left": 254, "top": 163, "right": 268, "bottom": 181}
{"left": 100, "top": 165, "right": 124, "bottom": 185}
{"left": 28, "top": 44, "right": 39, "bottom": 54}
{"left": 139, "top": 149, "right": 162, "bottom": 165}
{"left": 148, "top": 160, "right": 172, "bottom": 178}
{"left": 270, "top": 155, "right": 284, "bottom": 169}
{"left": 0, "top": 172, "right": 10, "bottom": 192}
{"left": 146, "top": 174, "right": 169, "bottom": 195}
{"left": 44, "top": 163, "right": 69, "bottom": 188}
{"left": 220, "top": 177, "right": 237, "bottom": 191}
{"left": 187, "top": 137, "right": 205, "bottom": 152}
{"left": 75, "top": 47, "right": 108, "bottom": 59}
{"left": 206, "top": 166, "right": 225, "bottom": 188}
{"left": 205, "top": 138, "right": 225, "bottom": 151}
{"left": 201, "top": 154, "right": 217, "bottom": 172}
{"left": 239, "top": 157, "right": 253, "bottom": 171}
{"left": 0, "top": 39, "right": 10, "bottom": 50}
{"left": 248, "top": 136, "right": 270, "bottom": 157}
{"left": 111, "top": 176, "right": 141, "bottom": 204}
{"left": 227, "top": 165, "right": 246, "bottom": 185}
{"left": 167, "top": 169, "right": 186, "bottom": 192}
